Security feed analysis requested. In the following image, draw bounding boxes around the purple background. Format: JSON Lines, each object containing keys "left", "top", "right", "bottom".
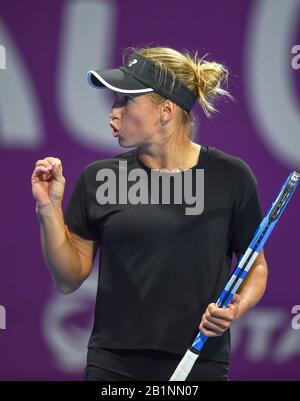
{"left": 0, "top": 0, "right": 300, "bottom": 380}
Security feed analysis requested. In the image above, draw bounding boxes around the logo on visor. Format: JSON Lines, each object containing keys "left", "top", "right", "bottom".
{"left": 126, "top": 58, "right": 138, "bottom": 67}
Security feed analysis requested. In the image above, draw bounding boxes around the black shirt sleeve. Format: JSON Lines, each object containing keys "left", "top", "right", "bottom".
{"left": 63, "top": 169, "right": 98, "bottom": 241}
{"left": 229, "top": 161, "right": 263, "bottom": 258}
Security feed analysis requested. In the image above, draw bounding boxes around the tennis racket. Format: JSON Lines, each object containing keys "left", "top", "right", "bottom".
{"left": 169, "top": 171, "right": 300, "bottom": 381}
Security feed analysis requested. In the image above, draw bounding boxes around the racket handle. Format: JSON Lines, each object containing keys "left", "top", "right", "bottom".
{"left": 191, "top": 331, "right": 208, "bottom": 352}
{"left": 169, "top": 349, "right": 199, "bottom": 381}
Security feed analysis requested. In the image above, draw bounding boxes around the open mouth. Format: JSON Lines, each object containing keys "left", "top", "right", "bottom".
{"left": 110, "top": 121, "right": 120, "bottom": 137}
{"left": 112, "top": 128, "right": 120, "bottom": 137}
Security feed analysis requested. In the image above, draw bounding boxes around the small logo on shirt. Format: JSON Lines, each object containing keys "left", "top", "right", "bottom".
{"left": 126, "top": 58, "right": 138, "bottom": 68}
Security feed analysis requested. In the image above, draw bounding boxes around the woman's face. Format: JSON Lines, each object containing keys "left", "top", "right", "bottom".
{"left": 109, "top": 92, "right": 162, "bottom": 148}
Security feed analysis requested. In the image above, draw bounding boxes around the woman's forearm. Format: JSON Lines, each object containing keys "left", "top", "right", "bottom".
{"left": 235, "top": 256, "right": 268, "bottom": 320}
{"left": 36, "top": 203, "right": 82, "bottom": 293}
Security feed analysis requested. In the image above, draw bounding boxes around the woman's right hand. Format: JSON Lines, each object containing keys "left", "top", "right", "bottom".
{"left": 32, "top": 157, "right": 66, "bottom": 207}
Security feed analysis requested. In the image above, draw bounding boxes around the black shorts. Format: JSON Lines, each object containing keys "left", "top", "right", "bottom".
{"left": 84, "top": 348, "right": 229, "bottom": 381}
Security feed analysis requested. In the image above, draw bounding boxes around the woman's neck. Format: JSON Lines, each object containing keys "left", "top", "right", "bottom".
{"left": 138, "top": 142, "right": 201, "bottom": 172}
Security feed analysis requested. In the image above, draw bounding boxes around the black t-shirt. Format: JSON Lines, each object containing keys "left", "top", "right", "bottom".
{"left": 63, "top": 145, "right": 263, "bottom": 363}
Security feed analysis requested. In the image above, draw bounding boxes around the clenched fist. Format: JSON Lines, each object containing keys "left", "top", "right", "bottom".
{"left": 199, "top": 294, "right": 241, "bottom": 337}
{"left": 31, "top": 157, "right": 66, "bottom": 207}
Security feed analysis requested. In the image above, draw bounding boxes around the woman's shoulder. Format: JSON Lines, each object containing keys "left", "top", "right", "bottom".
{"left": 207, "top": 146, "right": 258, "bottom": 186}
{"left": 209, "top": 146, "right": 255, "bottom": 173}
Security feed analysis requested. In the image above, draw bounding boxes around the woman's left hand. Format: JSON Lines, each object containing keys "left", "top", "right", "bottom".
{"left": 199, "top": 293, "right": 241, "bottom": 337}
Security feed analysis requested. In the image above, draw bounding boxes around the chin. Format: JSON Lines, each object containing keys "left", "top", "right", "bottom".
{"left": 118, "top": 139, "right": 138, "bottom": 149}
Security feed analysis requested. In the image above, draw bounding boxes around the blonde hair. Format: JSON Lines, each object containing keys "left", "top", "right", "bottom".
{"left": 122, "top": 46, "right": 234, "bottom": 146}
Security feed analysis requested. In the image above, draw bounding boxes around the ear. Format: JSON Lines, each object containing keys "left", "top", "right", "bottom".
{"left": 160, "top": 99, "right": 177, "bottom": 123}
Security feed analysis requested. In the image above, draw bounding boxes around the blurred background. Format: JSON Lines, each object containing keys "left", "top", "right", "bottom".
{"left": 0, "top": 0, "right": 299, "bottom": 380}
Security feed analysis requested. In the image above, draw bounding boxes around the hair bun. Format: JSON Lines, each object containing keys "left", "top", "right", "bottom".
{"left": 186, "top": 51, "right": 233, "bottom": 118}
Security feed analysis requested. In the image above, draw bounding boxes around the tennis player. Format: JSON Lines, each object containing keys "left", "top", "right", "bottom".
{"left": 32, "top": 46, "right": 268, "bottom": 381}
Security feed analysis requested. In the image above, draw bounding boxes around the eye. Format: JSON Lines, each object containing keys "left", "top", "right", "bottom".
{"left": 112, "top": 93, "right": 133, "bottom": 105}
{"left": 123, "top": 95, "right": 134, "bottom": 106}
{"left": 118, "top": 94, "right": 130, "bottom": 100}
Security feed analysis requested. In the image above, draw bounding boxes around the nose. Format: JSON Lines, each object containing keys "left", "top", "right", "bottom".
{"left": 110, "top": 100, "right": 122, "bottom": 119}
{"left": 110, "top": 101, "right": 123, "bottom": 119}
{"left": 109, "top": 113, "right": 119, "bottom": 120}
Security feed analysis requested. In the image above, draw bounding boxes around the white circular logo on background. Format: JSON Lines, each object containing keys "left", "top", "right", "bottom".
{"left": 245, "top": 0, "right": 300, "bottom": 168}
{"left": 42, "top": 272, "right": 97, "bottom": 373}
